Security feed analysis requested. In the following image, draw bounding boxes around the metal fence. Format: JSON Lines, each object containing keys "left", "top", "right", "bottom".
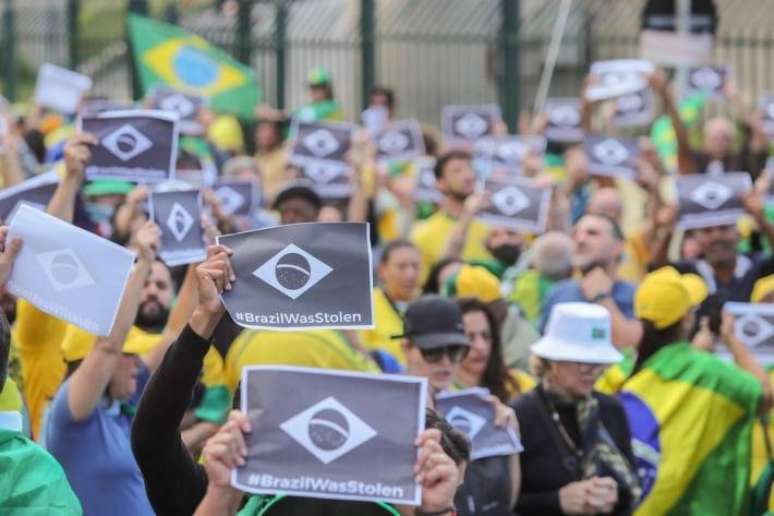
{"left": 3, "top": 0, "right": 774, "bottom": 128}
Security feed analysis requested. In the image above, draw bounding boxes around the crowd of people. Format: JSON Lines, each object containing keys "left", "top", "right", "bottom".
{"left": 1, "top": 50, "right": 774, "bottom": 516}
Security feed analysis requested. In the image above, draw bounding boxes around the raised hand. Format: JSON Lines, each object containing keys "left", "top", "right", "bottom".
{"left": 134, "top": 221, "right": 162, "bottom": 264}
{"left": 63, "top": 132, "right": 98, "bottom": 182}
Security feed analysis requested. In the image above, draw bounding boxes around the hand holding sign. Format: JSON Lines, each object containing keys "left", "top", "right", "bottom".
{"left": 133, "top": 221, "right": 161, "bottom": 264}
{"left": 64, "top": 133, "right": 98, "bottom": 182}
{"left": 0, "top": 225, "right": 22, "bottom": 288}
{"left": 414, "top": 428, "right": 460, "bottom": 512}
{"left": 202, "top": 410, "right": 252, "bottom": 487}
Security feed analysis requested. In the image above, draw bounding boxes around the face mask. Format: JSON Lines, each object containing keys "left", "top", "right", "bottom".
{"left": 491, "top": 244, "right": 521, "bottom": 266}
{"left": 84, "top": 202, "right": 116, "bottom": 223}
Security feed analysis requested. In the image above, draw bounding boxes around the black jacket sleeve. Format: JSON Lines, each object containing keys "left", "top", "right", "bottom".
{"left": 130, "top": 325, "right": 212, "bottom": 516}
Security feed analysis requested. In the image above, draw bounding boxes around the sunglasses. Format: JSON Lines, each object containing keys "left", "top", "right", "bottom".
{"left": 419, "top": 345, "right": 470, "bottom": 364}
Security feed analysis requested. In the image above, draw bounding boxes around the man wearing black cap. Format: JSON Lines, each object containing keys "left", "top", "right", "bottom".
{"left": 399, "top": 295, "right": 471, "bottom": 396}
{"left": 271, "top": 179, "right": 322, "bottom": 225}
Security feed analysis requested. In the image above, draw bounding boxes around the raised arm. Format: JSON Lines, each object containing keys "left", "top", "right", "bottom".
{"left": 650, "top": 70, "right": 697, "bottom": 175}
{"left": 48, "top": 133, "right": 97, "bottom": 223}
{"left": 67, "top": 221, "right": 160, "bottom": 421}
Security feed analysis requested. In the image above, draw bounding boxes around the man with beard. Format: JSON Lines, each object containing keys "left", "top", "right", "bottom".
{"left": 411, "top": 150, "right": 492, "bottom": 284}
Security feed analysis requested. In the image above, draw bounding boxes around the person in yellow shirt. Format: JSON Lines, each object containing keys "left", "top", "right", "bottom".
{"left": 253, "top": 117, "right": 288, "bottom": 204}
{"left": 411, "top": 150, "right": 492, "bottom": 284}
{"left": 358, "top": 239, "right": 422, "bottom": 364}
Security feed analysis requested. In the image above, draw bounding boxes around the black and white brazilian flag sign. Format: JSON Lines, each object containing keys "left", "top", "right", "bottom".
{"left": 375, "top": 119, "right": 425, "bottom": 163}
{"left": 473, "top": 135, "right": 546, "bottom": 174}
{"left": 0, "top": 170, "right": 59, "bottom": 222}
{"left": 543, "top": 98, "right": 583, "bottom": 143}
{"left": 725, "top": 303, "right": 774, "bottom": 364}
{"left": 150, "top": 189, "right": 206, "bottom": 266}
{"left": 759, "top": 94, "right": 774, "bottom": 137}
{"left": 414, "top": 157, "right": 443, "bottom": 203}
{"left": 233, "top": 366, "right": 426, "bottom": 505}
{"left": 441, "top": 105, "right": 501, "bottom": 147}
{"left": 584, "top": 135, "right": 640, "bottom": 179}
{"left": 213, "top": 180, "right": 258, "bottom": 217}
{"left": 149, "top": 85, "right": 206, "bottom": 135}
{"left": 289, "top": 120, "right": 356, "bottom": 199}
{"left": 614, "top": 89, "right": 654, "bottom": 127}
{"left": 477, "top": 175, "right": 551, "bottom": 234}
{"left": 6, "top": 204, "right": 135, "bottom": 336}
{"left": 435, "top": 388, "right": 523, "bottom": 460}
{"left": 586, "top": 59, "right": 654, "bottom": 101}
{"left": 676, "top": 172, "right": 752, "bottom": 229}
{"left": 80, "top": 110, "right": 179, "bottom": 183}
{"left": 218, "top": 223, "right": 373, "bottom": 330}
{"left": 687, "top": 65, "right": 728, "bottom": 99}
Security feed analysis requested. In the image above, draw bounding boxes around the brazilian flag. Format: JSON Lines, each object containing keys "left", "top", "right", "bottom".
{"left": 127, "top": 14, "right": 260, "bottom": 120}
{"left": 621, "top": 342, "right": 762, "bottom": 515}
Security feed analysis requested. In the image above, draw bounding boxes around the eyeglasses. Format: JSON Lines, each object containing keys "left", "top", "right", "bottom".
{"left": 419, "top": 345, "right": 470, "bottom": 364}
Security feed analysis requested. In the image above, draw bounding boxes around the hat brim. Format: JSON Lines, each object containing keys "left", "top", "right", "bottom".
{"left": 410, "top": 332, "right": 470, "bottom": 350}
{"left": 530, "top": 336, "right": 623, "bottom": 364}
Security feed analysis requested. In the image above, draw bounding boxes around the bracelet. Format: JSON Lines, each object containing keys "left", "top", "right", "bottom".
{"left": 416, "top": 507, "right": 455, "bottom": 516}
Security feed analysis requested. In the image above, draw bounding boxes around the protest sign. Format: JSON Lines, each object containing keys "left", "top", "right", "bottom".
{"left": 477, "top": 176, "right": 551, "bottom": 234}
{"left": 6, "top": 204, "right": 135, "bottom": 336}
{"left": 218, "top": 223, "right": 373, "bottom": 330}
{"left": 639, "top": 0, "right": 716, "bottom": 66}
{"left": 614, "top": 89, "right": 654, "bottom": 127}
{"left": 586, "top": 60, "right": 655, "bottom": 101}
{"left": 0, "top": 170, "right": 59, "bottom": 222}
{"left": 584, "top": 136, "right": 640, "bottom": 179}
{"left": 149, "top": 85, "right": 206, "bottom": 135}
{"left": 543, "top": 98, "right": 583, "bottom": 143}
{"left": 441, "top": 105, "right": 501, "bottom": 147}
{"left": 473, "top": 135, "right": 546, "bottom": 175}
{"left": 760, "top": 94, "right": 774, "bottom": 137}
{"left": 724, "top": 303, "right": 774, "bottom": 364}
{"left": 34, "top": 63, "right": 92, "bottom": 115}
{"left": 375, "top": 120, "right": 425, "bottom": 163}
{"left": 288, "top": 120, "right": 356, "bottom": 199}
{"left": 676, "top": 172, "right": 752, "bottom": 229}
{"left": 413, "top": 157, "right": 443, "bottom": 203}
{"left": 436, "top": 388, "right": 523, "bottom": 460}
{"left": 150, "top": 189, "right": 206, "bottom": 266}
{"left": 80, "top": 110, "right": 179, "bottom": 183}
{"left": 213, "top": 180, "right": 258, "bottom": 216}
{"left": 233, "top": 366, "right": 426, "bottom": 505}
{"left": 687, "top": 65, "right": 728, "bottom": 99}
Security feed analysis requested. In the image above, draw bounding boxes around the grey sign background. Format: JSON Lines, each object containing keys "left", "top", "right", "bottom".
{"left": 436, "top": 389, "right": 523, "bottom": 461}
{"left": 614, "top": 89, "right": 654, "bottom": 127}
{"left": 687, "top": 65, "right": 728, "bottom": 99}
{"left": 218, "top": 222, "right": 374, "bottom": 330}
{"left": 6, "top": 204, "right": 135, "bottom": 336}
{"left": 477, "top": 176, "right": 551, "bottom": 234}
{"left": 233, "top": 366, "right": 427, "bottom": 505}
{"left": 473, "top": 135, "right": 546, "bottom": 174}
{"left": 80, "top": 109, "right": 179, "bottom": 183}
{"left": 676, "top": 172, "right": 751, "bottom": 229}
{"left": 725, "top": 302, "right": 774, "bottom": 364}
{"left": 0, "top": 170, "right": 59, "bottom": 222}
{"left": 213, "top": 180, "right": 258, "bottom": 216}
{"left": 150, "top": 189, "right": 206, "bottom": 266}
{"left": 288, "top": 120, "right": 355, "bottom": 199}
{"left": 441, "top": 104, "right": 501, "bottom": 147}
{"left": 544, "top": 98, "right": 584, "bottom": 143}
{"left": 375, "top": 119, "right": 425, "bottom": 163}
{"left": 584, "top": 135, "right": 640, "bottom": 179}
{"left": 413, "top": 157, "right": 443, "bottom": 203}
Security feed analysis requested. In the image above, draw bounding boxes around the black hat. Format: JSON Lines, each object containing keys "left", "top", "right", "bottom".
{"left": 396, "top": 295, "right": 469, "bottom": 350}
{"left": 272, "top": 179, "right": 322, "bottom": 211}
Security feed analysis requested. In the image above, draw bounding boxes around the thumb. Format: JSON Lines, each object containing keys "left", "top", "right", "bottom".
{"left": 1, "top": 238, "right": 22, "bottom": 264}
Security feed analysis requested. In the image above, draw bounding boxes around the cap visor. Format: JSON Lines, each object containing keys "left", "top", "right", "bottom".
{"left": 411, "top": 332, "right": 470, "bottom": 350}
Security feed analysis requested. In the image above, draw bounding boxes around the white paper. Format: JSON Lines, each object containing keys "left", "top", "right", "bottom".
{"left": 35, "top": 63, "right": 92, "bottom": 115}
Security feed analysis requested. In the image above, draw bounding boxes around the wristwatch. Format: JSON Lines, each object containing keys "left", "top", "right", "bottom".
{"left": 590, "top": 292, "right": 612, "bottom": 303}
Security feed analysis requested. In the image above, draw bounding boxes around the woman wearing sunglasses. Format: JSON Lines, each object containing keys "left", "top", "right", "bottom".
{"left": 514, "top": 302, "right": 640, "bottom": 516}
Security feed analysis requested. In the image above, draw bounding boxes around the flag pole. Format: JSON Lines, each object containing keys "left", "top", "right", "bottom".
{"left": 533, "top": 0, "right": 573, "bottom": 115}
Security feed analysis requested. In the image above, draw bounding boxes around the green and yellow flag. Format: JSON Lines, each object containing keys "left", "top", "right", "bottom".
{"left": 127, "top": 14, "right": 260, "bottom": 120}
{"left": 621, "top": 342, "right": 762, "bottom": 515}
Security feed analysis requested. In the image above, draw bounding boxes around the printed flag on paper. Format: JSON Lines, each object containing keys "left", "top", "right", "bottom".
{"left": 620, "top": 342, "right": 761, "bottom": 516}
{"left": 127, "top": 14, "right": 260, "bottom": 120}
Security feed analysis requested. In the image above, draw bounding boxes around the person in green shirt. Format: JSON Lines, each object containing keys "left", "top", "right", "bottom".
{"left": 294, "top": 67, "right": 344, "bottom": 122}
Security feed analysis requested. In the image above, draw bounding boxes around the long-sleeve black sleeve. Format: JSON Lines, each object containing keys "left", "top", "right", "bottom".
{"left": 131, "top": 324, "right": 212, "bottom": 516}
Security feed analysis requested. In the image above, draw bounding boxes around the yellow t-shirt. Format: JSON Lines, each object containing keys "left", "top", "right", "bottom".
{"left": 12, "top": 300, "right": 68, "bottom": 438}
{"left": 223, "top": 329, "right": 380, "bottom": 394}
{"left": 0, "top": 378, "right": 23, "bottom": 413}
{"left": 410, "top": 211, "right": 492, "bottom": 284}
{"left": 358, "top": 288, "right": 405, "bottom": 364}
{"left": 617, "top": 227, "right": 651, "bottom": 284}
{"left": 256, "top": 148, "right": 288, "bottom": 204}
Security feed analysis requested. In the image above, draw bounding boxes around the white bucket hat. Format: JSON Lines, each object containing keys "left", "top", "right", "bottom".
{"left": 531, "top": 302, "right": 623, "bottom": 364}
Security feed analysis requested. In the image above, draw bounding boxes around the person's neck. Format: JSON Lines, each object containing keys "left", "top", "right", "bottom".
{"left": 454, "top": 367, "right": 481, "bottom": 390}
{"left": 542, "top": 377, "right": 584, "bottom": 401}
{"left": 441, "top": 196, "right": 465, "bottom": 218}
